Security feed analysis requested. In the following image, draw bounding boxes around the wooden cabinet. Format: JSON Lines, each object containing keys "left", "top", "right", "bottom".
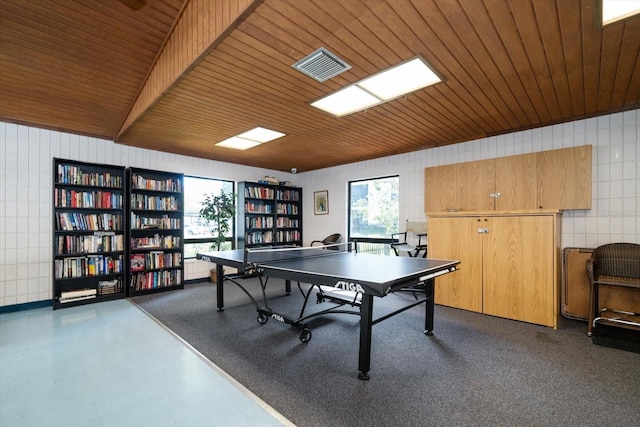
{"left": 428, "top": 211, "right": 561, "bottom": 328}
{"left": 424, "top": 145, "right": 591, "bottom": 213}
{"left": 537, "top": 145, "right": 592, "bottom": 209}
{"left": 424, "top": 165, "right": 457, "bottom": 213}
{"left": 459, "top": 160, "right": 495, "bottom": 211}
{"left": 495, "top": 153, "right": 537, "bottom": 210}
{"left": 428, "top": 216, "right": 483, "bottom": 312}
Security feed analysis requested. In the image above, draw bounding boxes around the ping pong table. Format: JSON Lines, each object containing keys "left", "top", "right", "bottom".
{"left": 197, "top": 244, "right": 459, "bottom": 380}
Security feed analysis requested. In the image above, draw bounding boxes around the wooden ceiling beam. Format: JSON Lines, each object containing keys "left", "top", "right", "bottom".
{"left": 116, "top": 0, "right": 265, "bottom": 139}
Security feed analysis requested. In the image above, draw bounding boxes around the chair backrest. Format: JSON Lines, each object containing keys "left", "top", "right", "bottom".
{"left": 322, "top": 233, "right": 343, "bottom": 245}
{"left": 405, "top": 220, "right": 427, "bottom": 234}
{"left": 589, "top": 243, "right": 640, "bottom": 280}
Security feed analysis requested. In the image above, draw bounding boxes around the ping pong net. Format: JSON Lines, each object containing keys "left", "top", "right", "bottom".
{"left": 243, "top": 241, "right": 354, "bottom": 267}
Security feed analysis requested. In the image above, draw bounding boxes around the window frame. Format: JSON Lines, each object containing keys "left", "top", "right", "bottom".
{"left": 347, "top": 174, "right": 400, "bottom": 249}
{"left": 183, "top": 175, "right": 235, "bottom": 259}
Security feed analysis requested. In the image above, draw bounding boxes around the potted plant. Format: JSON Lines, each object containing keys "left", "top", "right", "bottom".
{"left": 199, "top": 189, "right": 236, "bottom": 282}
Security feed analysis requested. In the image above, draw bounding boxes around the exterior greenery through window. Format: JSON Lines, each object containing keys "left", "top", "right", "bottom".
{"left": 348, "top": 176, "right": 399, "bottom": 255}
{"left": 183, "top": 176, "right": 234, "bottom": 258}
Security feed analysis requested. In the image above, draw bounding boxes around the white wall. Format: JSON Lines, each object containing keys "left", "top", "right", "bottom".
{"left": 1, "top": 108, "right": 638, "bottom": 307}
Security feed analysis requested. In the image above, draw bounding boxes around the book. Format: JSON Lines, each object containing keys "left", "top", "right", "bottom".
{"left": 130, "top": 254, "right": 145, "bottom": 271}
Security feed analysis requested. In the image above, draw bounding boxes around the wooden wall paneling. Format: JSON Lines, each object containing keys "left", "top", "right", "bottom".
{"left": 119, "top": 0, "right": 256, "bottom": 134}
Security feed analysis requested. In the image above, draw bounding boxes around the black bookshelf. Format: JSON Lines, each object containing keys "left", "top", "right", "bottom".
{"left": 52, "top": 158, "right": 126, "bottom": 309}
{"left": 238, "top": 182, "right": 302, "bottom": 248}
{"left": 127, "top": 168, "right": 184, "bottom": 296}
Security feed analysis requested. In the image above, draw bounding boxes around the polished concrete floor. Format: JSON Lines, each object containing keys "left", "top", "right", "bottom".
{"left": 0, "top": 299, "right": 294, "bottom": 427}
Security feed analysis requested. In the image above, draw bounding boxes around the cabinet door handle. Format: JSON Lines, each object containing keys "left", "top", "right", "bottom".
{"left": 477, "top": 228, "right": 489, "bottom": 233}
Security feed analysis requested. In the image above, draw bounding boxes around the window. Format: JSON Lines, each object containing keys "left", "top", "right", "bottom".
{"left": 183, "top": 176, "right": 234, "bottom": 258}
{"left": 348, "top": 176, "right": 399, "bottom": 255}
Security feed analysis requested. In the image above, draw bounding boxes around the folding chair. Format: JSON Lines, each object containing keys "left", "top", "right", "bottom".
{"left": 391, "top": 220, "right": 427, "bottom": 257}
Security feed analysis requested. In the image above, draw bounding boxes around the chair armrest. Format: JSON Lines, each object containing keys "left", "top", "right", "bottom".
{"left": 586, "top": 258, "right": 595, "bottom": 283}
{"left": 390, "top": 232, "right": 407, "bottom": 244}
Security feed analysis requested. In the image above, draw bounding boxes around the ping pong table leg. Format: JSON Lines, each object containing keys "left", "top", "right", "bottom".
{"left": 358, "top": 294, "right": 374, "bottom": 380}
{"left": 424, "top": 278, "right": 435, "bottom": 335}
{"left": 216, "top": 263, "right": 225, "bottom": 311}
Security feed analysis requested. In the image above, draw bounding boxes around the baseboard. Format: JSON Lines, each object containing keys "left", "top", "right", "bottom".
{"left": 0, "top": 300, "right": 53, "bottom": 314}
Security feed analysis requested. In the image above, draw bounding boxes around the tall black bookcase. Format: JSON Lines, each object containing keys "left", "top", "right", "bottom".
{"left": 238, "top": 181, "right": 302, "bottom": 248}
{"left": 127, "top": 168, "right": 184, "bottom": 296}
{"left": 52, "top": 158, "right": 126, "bottom": 309}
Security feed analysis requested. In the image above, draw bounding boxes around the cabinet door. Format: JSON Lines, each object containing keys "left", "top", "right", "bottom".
{"left": 537, "top": 145, "right": 592, "bottom": 209}
{"left": 482, "top": 215, "right": 556, "bottom": 327}
{"left": 425, "top": 165, "right": 458, "bottom": 212}
{"left": 458, "top": 159, "right": 495, "bottom": 211}
{"left": 429, "top": 217, "right": 483, "bottom": 312}
{"left": 495, "top": 154, "right": 537, "bottom": 210}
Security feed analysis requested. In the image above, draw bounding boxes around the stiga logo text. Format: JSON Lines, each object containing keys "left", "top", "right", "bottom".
{"left": 335, "top": 280, "right": 365, "bottom": 293}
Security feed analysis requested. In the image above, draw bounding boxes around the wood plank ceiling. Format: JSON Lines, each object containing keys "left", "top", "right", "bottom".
{"left": 1, "top": 0, "right": 639, "bottom": 172}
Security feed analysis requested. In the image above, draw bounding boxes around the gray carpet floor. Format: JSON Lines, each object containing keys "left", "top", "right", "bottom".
{"left": 132, "top": 279, "right": 640, "bottom": 427}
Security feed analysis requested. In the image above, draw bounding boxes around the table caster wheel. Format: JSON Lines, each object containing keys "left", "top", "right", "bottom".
{"left": 300, "top": 328, "right": 312, "bottom": 343}
{"left": 257, "top": 313, "right": 268, "bottom": 324}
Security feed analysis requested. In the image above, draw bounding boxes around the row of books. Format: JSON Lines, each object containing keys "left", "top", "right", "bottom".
{"left": 130, "top": 214, "right": 181, "bottom": 230}
{"left": 245, "top": 231, "right": 274, "bottom": 245}
{"left": 276, "top": 189, "right": 300, "bottom": 201}
{"left": 244, "top": 202, "right": 273, "bottom": 214}
{"left": 54, "top": 189, "right": 123, "bottom": 209}
{"left": 55, "top": 233, "right": 124, "bottom": 255}
{"left": 130, "top": 194, "right": 180, "bottom": 211}
{"left": 276, "top": 203, "right": 299, "bottom": 215}
{"left": 131, "top": 174, "right": 182, "bottom": 192}
{"left": 245, "top": 186, "right": 275, "bottom": 199}
{"left": 276, "top": 230, "right": 301, "bottom": 243}
{"left": 56, "top": 212, "right": 124, "bottom": 231}
{"left": 59, "top": 288, "right": 96, "bottom": 303}
{"left": 97, "top": 278, "right": 123, "bottom": 295}
{"left": 54, "top": 255, "right": 124, "bottom": 279}
{"left": 58, "top": 278, "right": 124, "bottom": 303}
{"left": 131, "top": 234, "right": 180, "bottom": 249}
{"left": 245, "top": 216, "right": 274, "bottom": 229}
{"left": 276, "top": 217, "right": 299, "bottom": 228}
{"left": 130, "top": 252, "right": 182, "bottom": 271}
{"left": 130, "top": 270, "right": 182, "bottom": 291}
{"left": 56, "top": 164, "right": 123, "bottom": 188}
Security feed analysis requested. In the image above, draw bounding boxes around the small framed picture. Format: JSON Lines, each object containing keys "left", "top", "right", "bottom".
{"left": 314, "top": 190, "right": 329, "bottom": 215}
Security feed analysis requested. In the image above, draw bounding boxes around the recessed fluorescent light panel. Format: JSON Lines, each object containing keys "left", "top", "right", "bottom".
{"left": 215, "top": 127, "right": 285, "bottom": 150}
{"left": 311, "top": 85, "right": 381, "bottom": 117}
{"left": 358, "top": 57, "right": 441, "bottom": 100}
{"left": 311, "top": 56, "right": 442, "bottom": 117}
{"left": 602, "top": 0, "right": 640, "bottom": 25}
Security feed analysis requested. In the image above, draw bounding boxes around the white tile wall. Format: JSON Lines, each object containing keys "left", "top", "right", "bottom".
{"left": 1, "top": 108, "right": 639, "bottom": 307}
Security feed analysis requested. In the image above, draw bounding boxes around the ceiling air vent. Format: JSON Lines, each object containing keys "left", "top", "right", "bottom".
{"left": 292, "top": 48, "right": 351, "bottom": 82}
